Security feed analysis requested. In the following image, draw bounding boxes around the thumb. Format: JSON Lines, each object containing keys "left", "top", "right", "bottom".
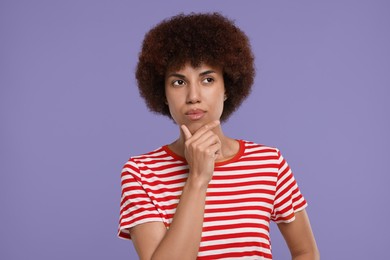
{"left": 180, "top": 124, "right": 192, "bottom": 140}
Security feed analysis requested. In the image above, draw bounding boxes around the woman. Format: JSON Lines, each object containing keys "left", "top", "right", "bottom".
{"left": 118, "top": 12, "right": 319, "bottom": 260}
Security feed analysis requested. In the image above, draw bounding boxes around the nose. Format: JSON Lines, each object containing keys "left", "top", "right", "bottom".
{"left": 186, "top": 83, "right": 201, "bottom": 104}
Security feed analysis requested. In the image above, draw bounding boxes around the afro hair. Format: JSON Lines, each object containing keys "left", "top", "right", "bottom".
{"left": 136, "top": 12, "right": 255, "bottom": 122}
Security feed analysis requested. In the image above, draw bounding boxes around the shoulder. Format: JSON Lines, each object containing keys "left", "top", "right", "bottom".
{"left": 121, "top": 146, "right": 166, "bottom": 175}
{"left": 124, "top": 146, "right": 167, "bottom": 165}
{"left": 121, "top": 145, "right": 186, "bottom": 177}
{"left": 240, "top": 139, "right": 280, "bottom": 155}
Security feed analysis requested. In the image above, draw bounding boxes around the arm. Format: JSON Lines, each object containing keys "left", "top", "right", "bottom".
{"left": 130, "top": 180, "right": 208, "bottom": 260}
{"left": 277, "top": 209, "right": 320, "bottom": 260}
{"left": 130, "top": 121, "right": 221, "bottom": 260}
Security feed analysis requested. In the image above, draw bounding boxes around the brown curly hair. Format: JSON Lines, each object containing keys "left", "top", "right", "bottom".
{"left": 136, "top": 12, "right": 255, "bottom": 122}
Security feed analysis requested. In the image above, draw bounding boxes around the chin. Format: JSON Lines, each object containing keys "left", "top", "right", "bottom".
{"left": 187, "top": 119, "right": 218, "bottom": 134}
{"left": 174, "top": 115, "right": 221, "bottom": 134}
{"left": 187, "top": 123, "right": 203, "bottom": 134}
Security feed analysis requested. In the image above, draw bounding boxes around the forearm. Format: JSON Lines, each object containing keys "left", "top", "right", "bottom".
{"left": 292, "top": 250, "right": 320, "bottom": 260}
{"left": 151, "top": 176, "right": 208, "bottom": 260}
{"left": 278, "top": 210, "right": 319, "bottom": 260}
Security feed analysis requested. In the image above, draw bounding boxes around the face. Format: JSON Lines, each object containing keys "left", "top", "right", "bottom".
{"left": 165, "top": 63, "right": 226, "bottom": 133}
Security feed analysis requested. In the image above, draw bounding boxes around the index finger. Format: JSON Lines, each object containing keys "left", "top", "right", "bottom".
{"left": 204, "top": 120, "right": 220, "bottom": 130}
{"left": 191, "top": 120, "right": 220, "bottom": 139}
{"left": 181, "top": 124, "right": 192, "bottom": 140}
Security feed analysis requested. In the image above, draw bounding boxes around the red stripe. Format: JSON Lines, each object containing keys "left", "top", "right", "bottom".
{"left": 201, "top": 231, "right": 270, "bottom": 242}
{"left": 207, "top": 188, "right": 275, "bottom": 197}
{"left": 200, "top": 241, "right": 271, "bottom": 252}
{"left": 120, "top": 212, "right": 162, "bottom": 226}
{"left": 208, "top": 180, "right": 276, "bottom": 188}
{"left": 202, "top": 222, "right": 270, "bottom": 233}
{"left": 144, "top": 176, "right": 187, "bottom": 187}
{"left": 203, "top": 214, "right": 270, "bottom": 223}
{"left": 239, "top": 155, "right": 278, "bottom": 161}
{"left": 211, "top": 172, "right": 276, "bottom": 180}
{"left": 198, "top": 249, "right": 272, "bottom": 259}
{"left": 219, "top": 163, "right": 279, "bottom": 171}
{"left": 204, "top": 205, "right": 272, "bottom": 215}
{"left": 139, "top": 162, "right": 187, "bottom": 172}
{"left": 206, "top": 196, "right": 273, "bottom": 205}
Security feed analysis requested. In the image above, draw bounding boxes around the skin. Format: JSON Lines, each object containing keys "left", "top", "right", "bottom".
{"left": 129, "top": 63, "right": 319, "bottom": 260}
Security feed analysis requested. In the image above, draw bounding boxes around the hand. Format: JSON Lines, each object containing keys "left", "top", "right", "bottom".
{"left": 181, "top": 120, "right": 221, "bottom": 187}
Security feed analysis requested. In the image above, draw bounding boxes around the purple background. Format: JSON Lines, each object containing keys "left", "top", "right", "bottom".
{"left": 1, "top": 1, "right": 389, "bottom": 259}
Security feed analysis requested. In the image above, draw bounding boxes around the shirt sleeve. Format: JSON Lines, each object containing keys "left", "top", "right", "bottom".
{"left": 118, "top": 158, "right": 164, "bottom": 240}
{"left": 271, "top": 149, "right": 307, "bottom": 223}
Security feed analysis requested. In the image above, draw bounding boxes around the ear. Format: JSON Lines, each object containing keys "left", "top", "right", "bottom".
{"left": 224, "top": 94, "right": 227, "bottom": 101}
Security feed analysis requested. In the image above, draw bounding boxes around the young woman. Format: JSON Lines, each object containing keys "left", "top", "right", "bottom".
{"left": 118, "top": 13, "right": 319, "bottom": 260}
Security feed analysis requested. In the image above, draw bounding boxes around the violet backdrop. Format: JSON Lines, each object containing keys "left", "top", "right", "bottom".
{"left": 1, "top": 0, "right": 389, "bottom": 259}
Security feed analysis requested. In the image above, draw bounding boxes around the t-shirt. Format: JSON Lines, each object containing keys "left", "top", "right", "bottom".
{"left": 118, "top": 140, "right": 307, "bottom": 259}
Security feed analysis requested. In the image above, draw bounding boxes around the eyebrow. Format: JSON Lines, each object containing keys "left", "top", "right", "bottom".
{"left": 200, "top": 70, "right": 216, "bottom": 76}
{"left": 166, "top": 70, "right": 217, "bottom": 79}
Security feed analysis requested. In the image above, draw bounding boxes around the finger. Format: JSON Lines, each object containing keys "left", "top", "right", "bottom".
{"left": 192, "top": 131, "right": 219, "bottom": 148}
{"left": 181, "top": 124, "right": 192, "bottom": 140}
{"left": 191, "top": 134, "right": 221, "bottom": 158}
{"left": 205, "top": 120, "right": 220, "bottom": 130}
{"left": 206, "top": 141, "right": 222, "bottom": 160}
{"left": 191, "top": 120, "right": 220, "bottom": 140}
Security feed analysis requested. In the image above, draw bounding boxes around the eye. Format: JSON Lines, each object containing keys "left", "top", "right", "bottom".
{"left": 172, "top": 79, "right": 185, "bottom": 86}
{"left": 202, "top": 77, "right": 214, "bottom": 84}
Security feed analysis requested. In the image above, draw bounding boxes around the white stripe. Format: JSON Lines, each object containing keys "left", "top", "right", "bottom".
{"left": 204, "top": 209, "right": 271, "bottom": 218}
{"left": 202, "top": 218, "right": 270, "bottom": 228}
{"left": 206, "top": 193, "right": 274, "bottom": 201}
{"left": 202, "top": 228, "right": 270, "bottom": 238}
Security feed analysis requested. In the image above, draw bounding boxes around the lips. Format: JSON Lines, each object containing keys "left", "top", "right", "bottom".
{"left": 185, "top": 109, "right": 206, "bottom": 120}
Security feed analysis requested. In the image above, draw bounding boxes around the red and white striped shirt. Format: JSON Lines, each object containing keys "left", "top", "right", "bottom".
{"left": 118, "top": 140, "right": 307, "bottom": 259}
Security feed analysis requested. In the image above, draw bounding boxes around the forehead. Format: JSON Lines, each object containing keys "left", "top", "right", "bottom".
{"left": 166, "top": 61, "right": 222, "bottom": 75}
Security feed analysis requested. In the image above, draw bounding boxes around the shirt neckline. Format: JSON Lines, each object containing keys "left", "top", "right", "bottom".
{"left": 162, "top": 139, "right": 245, "bottom": 166}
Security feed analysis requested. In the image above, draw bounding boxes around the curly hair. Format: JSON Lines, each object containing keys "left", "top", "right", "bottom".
{"left": 136, "top": 12, "right": 255, "bottom": 122}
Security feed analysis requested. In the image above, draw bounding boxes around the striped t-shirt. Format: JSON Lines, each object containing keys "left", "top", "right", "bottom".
{"left": 118, "top": 140, "right": 307, "bottom": 259}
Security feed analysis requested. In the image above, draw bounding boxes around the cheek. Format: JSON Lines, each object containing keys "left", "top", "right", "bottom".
{"left": 166, "top": 104, "right": 180, "bottom": 125}
{"left": 214, "top": 93, "right": 226, "bottom": 116}
{"left": 165, "top": 96, "right": 182, "bottom": 123}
